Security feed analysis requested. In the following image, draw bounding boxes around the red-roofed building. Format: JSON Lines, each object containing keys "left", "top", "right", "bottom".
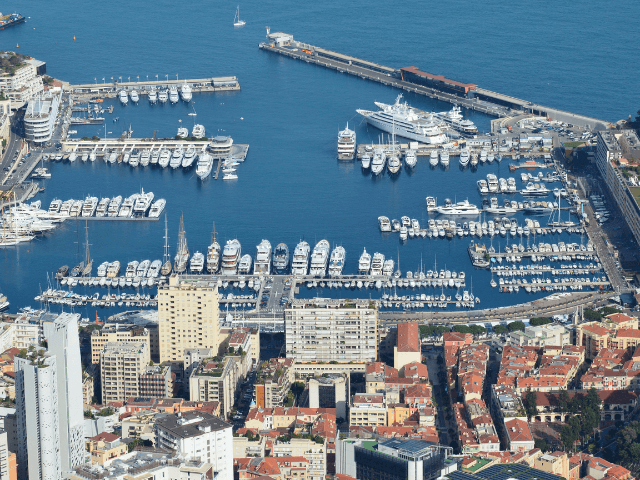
{"left": 504, "top": 418, "right": 534, "bottom": 452}
{"left": 394, "top": 323, "right": 421, "bottom": 370}
{"left": 85, "top": 432, "right": 127, "bottom": 465}
{"left": 443, "top": 332, "right": 473, "bottom": 351}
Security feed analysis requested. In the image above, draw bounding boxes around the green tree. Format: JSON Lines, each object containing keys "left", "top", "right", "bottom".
{"left": 534, "top": 438, "right": 550, "bottom": 452}
{"left": 530, "top": 317, "right": 552, "bottom": 326}
{"left": 583, "top": 309, "right": 602, "bottom": 321}
{"left": 452, "top": 325, "right": 471, "bottom": 334}
{"left": 493, "top": 325, "right": 508, "bottom": 335}
{"left": 508, "top": 321, "right": 526, "bottom": 332}
{"left": 524, "top": 388, "right": 537, "bottom": 420}
{"left": 558, "top": 389, "right": 571, "bottom": 413}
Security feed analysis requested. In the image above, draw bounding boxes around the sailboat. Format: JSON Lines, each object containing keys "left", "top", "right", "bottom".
{"left": 174, "top": 214, "right": 189, "bottom": 273}
{"left": 233, "top": 5, "right": 246, "bottom": 27}
{"left": 81, "top": 221, "right": 93, "bottom": 277}
{"left": 161, "top": 215, "right": 172, "bottom": 276}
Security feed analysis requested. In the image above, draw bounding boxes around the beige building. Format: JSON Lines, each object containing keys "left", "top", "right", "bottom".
{"left": 233, "top": 436, "right": 266, "bottom": 458}
{"left": 349, "top": 393, "right": 387, "bottom": 427}
{"left": 100, "top": 342, "right": 150, "bottom": 404}
{"left": 158, "top": 275, "right": 220, "bottom": 363}
{"left": 509, "top": 324, "right": 570, "bottom": 347}
{"left": 285, "top": 298, "right": 378, "bottom": 363}
{"left": 91, "top": 324, "right": 153, "bottom": 364}
{"left": 255, "top": 358, "right": 296, "bottom": 409}
{"left": 393, "top": 322, "right": 421, "bottom": 370}
{"left": 85, "top": 432, "right": 128, "bottom": 465}
{"left": 272, "top": 437, "right": 326, "bottom": 480}
{"left": 534, "top": 452, "right": 570, "bottom": 479}
{"left": 189, "top": 356, "right": 240, "bottom": 419}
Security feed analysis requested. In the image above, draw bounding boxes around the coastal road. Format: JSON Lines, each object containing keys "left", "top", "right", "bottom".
{"left": 0, "top": 114, "right": 24, "bottom": 185}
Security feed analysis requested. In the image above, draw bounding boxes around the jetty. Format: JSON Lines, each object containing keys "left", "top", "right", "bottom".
{"left": 260, "top": 31, "right": 608, "bottom": 129}
{"left": 63, "top": 76, "right": 240, "bottom": 96}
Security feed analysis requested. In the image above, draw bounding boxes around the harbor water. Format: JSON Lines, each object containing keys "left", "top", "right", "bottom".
{"left": 1, "top": 0, "right": 639, "bottom": 318}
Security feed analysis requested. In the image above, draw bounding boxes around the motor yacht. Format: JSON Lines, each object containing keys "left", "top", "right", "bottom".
{"left": 359, "top": 248, "right": 372, "bottom": 274}
{"left": 459, "top": 148, "right": 470, "bottom": 166}
{"left": 405, "top": 149, "right": 417, "bottom": 168}
{"left": 328, "top": 246, "right": 346, "bottom": 277}
{"left": 378, "top": 216, "right": 391, "bottom": 232}
{"left": 238, "top": 254, "right": 253, "bottom": 274}
{"left": 207, "top": 238, "right": 221, "bottom": 273}
{"left": 181, "top": 84, "right": 192, "bottom": 102}
{"left": 96, "top": 197, "right": 110, "bottom": 217}
{"left": 221, "top": 239, "right": 241, "bottom": 275}
{"left": 291, "top": 241, "right": 311, "bottom": 275}
{"left": 196, "top": 153, "right": 214, "bottom": 179}
{"left": 130, "top": 90, "right": 139, "bottom": 103}
{"left": 190, "top": 251, "right": 205, "bottom": 273}
{"left": 182, "top": 146, "right": 197, "bottom": 168}
{"left": 107, "top": 196, "right": 122, "bottom": 217}
{"left": 158, "top": 90, "right": 168, "bottom": 103}
{"left": 436, "top": 199, "right": 480, "bottom": 216}
{"left": 148, "top": 89, "right": 158, "bottom": 103}
{"left": 133, "top": 189, "right": 154, "bottom": 215}
{"left": 159, "top": 149, "right": 171, "bottom": 168}
{"left": 148, "top": 199, "right": 166, "bottom": 218}
{"left": 309, "top": 240, "right": 330, "bottom": 277}
{"left": 170, "top": 147, "right": 184, "bottom": 168}
{"left": 169, "top": 87, "right": 179, "bottom": 104}
{"left": 119, "top": 90, "right": 128, "bottom": 104}
{"left": 370, "top": 252, "right": 385, "bottom": 276}
{"left": 253, "top": 239, "right": 272, "bottom": 275}
{"left": 429, "top": 150, "right": 438, "bottom": 166}
{"left": 272, "top": 243, "right": 289, "bottom": 274}
{"left": 337, "top": 123, "right": 356, "bottom": 160}
{"left": 192, "top": 124, "right": 205, "bottom": 139}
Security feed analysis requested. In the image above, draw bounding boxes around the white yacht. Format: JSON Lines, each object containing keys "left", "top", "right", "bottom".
{"left": 148, "top": 199, "right": 166, "bottom": 218}
{"left": 107, "top": 196, "right": 122, "bottom": 217}
{"left": 125, "top": 261, "right": 139, "bottom": 278}
{"left": 337, "top": 123, "right": 356, "bottom": 160}
{"left": 328, "top": 246, "right": 346, "bottom": 277}
{"left": 487, "top": 174, "right": 499, "bottom": 193}
{"left": 70, "top": 200, "right": 84, "bottom": 217}
{"left": 309, "top": 240, "right": 330, "bottom": 277}
{"left": 433, "top": 106, "right": 478, "bottom": 135}
{"left": 96, "top": 197, "right": 110, "bottom": 217}
{"left": 291, "top": 241, "right": 311, "bottom": 276}
{"left": 192, "top": 124, "right": 205, "bottom": 139}
{"left": 148, "top": 89, "right": 158, "bottom": 103}
{"left": 129, "top": 149, "right": 140, "bottom": 167}
{"left": 361, "top": 152, "right": 371, "bottom": 169}
{"left": 97, "top": 261, "right": 109, "bottom": 277}
{"left": 233, "top": 5, "right": 246, "bottom": 27}
{"left": 358, "top": 248, "right": 372, "bottom": 274}
{"left": 150, "top": 150, "right": 160, "bottom": 165}
{"left": 387, "top": 151, "right": 401, "bottom": 174}
{"left": 68, "top": 152, "right": 77, "bottom": 163}
{"left": 119, "top": 90, "right": 128, "bottom": 104}
{"left": 181, "top": 84, "right": 192, "bottom": 102}
{"left": 371, "top": 148, "right": 386, "bottom": 176}
{"left": 169, "top": 87, "right": 179, "bottom": 104}
{"left": 81, "top": 196, "right": 98, "bottom": 217}
{"left": 106, "top": 261, "right": 121, "bottom": 278}
{"left": 182, "top": 146, "right": 197, "bottom": 168}
{"left": 130, "top": 90, "right": 139, "bottom": 103}
{"left": 133, "top": 189, "right": 154, "bottom": 215}
{"left": 404, "top": 149, "right": 417, "bottom": 168}
{"left": 370, "top": 252, "right": 385, "bottom": 276}
{"left": 378, "top": 216, "right": 391, "bottom": 232}
{"left": 440, "top": 149, "right": 450, "bottom": 167}
{"left": 238, "top": 254, "right": 253, "bottom": 274}
{"left": 272, "top": 243, "right": 290, "bottom": 274}
{"left": 221, "top": 239, "right": 242, "bottom": 275}
{"left": 170, "top": 147, "right": 184, "bottom": 169}
{"left": 137, "top": 260, "right": 151, "bottom": 277}
{"left": 48, "top": 199, "right": 62, "bottom": 214}
{"left": 429, "top": 150, "right": 438, "bottom": 166}
{"left": 207, "top": 237, "right": 221, "bottom": 273}
{"left": 81, "top": 153, "right": 89, "bottom": 162}
{"left": 140, "top": 150, "right": 151, "bottom": 167}
{"left": 190, "top": 251, "right": 205, "bottom": 273}
{"left": 357, "top": 94, "right": 447, "bottom": 145}
{"left": 253, "top": 239, "right": 272, "bottom": 274}
{"left": 383, "top": 259, "right": 395, "bottom": 277}
{"left": 196, "top": 153, "right": 214, "bottom": 179}
{"left": 521, "top": 182, "right": 550, "bottom": 196}
{"left": 159, "top": 149, "right": 171, "bottom": 168}
{"left": 148, "top": 260, "right": 161, "bottom": 278}
{"left": 436, "top": 199, "right": 480, "bottom": 216}
{"left": 177, "top": 127, "right": 189, "bottom": 139}
{"left": 118, "top": 194, "right": 138, "bottom": 218}
{"left": 158, "top": 90, "right": 169, "bottom": 103}
{"left": 459, "top": 148, "right": 470, "bottom": 166}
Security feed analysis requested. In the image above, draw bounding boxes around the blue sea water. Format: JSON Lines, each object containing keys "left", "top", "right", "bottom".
{"left": 1, "top": 0, "right": 639, "bottom": 318}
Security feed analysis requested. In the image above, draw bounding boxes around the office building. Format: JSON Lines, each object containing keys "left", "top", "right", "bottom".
{"left": 158, "top": 275, "right": 220, "bottom": 363}
{"left": 336, "top": 437, "right": 454, "bottom": 480}
{"left": 285, "top": 298, "right": 378, "bottom": 363}
{"left": 155, "top": 411, "right": 233, "bottom": 480}
{"left": 100, "top": 342, "right": 150, "bottom": 403}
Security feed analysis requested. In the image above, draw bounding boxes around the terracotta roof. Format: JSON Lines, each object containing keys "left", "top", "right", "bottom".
{"left": 90, "top": 432, "right": 119, "bottom": 442}
{"left": 615, "top": 328, "right": 640, "bottom": 339}
{"left": 607, "top": 313, "right": 635, "bottom": 324}
{"left": 505, "top": 418, "right": 533, "bottom": 443}
{"left": 582, "top": 324, "right": 612, "bottom": 336}
{"left": 397, "top": 323, "right": 420, "bottom": 353}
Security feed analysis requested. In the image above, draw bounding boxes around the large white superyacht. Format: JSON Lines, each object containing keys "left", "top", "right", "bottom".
{"left": 221, "top": 239, "right": 241, "bottom": 275}
{"left": 253, "top": 239, "right": 272, "bottom": 275}
{"left": 291, "top": 241, "right": 311, "bottom": 276}
{"left": 196, "top": 153, "right": 214, "bottom": 179}
{"left": 433, "top": 106, "right": 478, "bottom": 135}
{"left": 337, "top": 123, "right": 356, "bottom": 160}
{"left": 357, "top": 94, "right": 447, "bottom": 145}
{"left": 436, "top": 199, "right": 480, "bottom": 216}
{"left": 358, "top": 248, "right": 371, "bottom": 274}
{"left": 309, "top": 240, "right": 330, "bottom": 277}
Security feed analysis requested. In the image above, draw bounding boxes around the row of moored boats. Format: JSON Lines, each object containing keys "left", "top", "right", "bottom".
{"left": 118, "top": 84, "right": 192, "bottom": 105}
{"left": 48, "top": 191, "right": 165, "bottom": 219}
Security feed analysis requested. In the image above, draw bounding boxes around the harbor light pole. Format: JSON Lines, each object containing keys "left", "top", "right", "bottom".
{"left": 136, "top": 75, "right": 139, "bottom": 82}
{"left": 176, "top": 74, "right": 178, "bottom": 81}
{"left": 146, "top": 75, "right": 149, "bottom": 82}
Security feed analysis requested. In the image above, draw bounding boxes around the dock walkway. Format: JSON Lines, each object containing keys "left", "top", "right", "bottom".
{"left": 63, "top": 76, "right": 240, "bottom": 96}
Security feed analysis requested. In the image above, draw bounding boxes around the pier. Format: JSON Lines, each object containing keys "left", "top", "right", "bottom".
{"left": 259, "top": 33, "right": 609, "bottom": 129}
{"left": 63, "top": 76, "right": 240, "bottom": 96}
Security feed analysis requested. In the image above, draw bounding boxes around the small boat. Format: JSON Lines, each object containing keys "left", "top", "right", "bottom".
{"left": 233, "top": 5, "right": 246, "bottom": 27}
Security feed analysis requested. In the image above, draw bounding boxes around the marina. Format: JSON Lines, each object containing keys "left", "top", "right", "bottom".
{"left": 65, "top": 76, "right": 240, "bottom": 96}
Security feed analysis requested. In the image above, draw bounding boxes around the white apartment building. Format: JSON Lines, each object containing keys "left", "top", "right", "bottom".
{"left": 158, "top": 275, "right": 220, "bottom": 363}
{"left": 272, "top": 437, "right": 326, "bottom": 480}
{"left": 509, "top": 324, "right": 570, "bottom": 347}
{"left": 595, "top": 129, "right": 640, "bottom": 246}
{"left": 155, "top": 412, "right": 233, "bottom": 480}
{"left": 100, "top": 342, "right": 149, "bottom": 404}
{"left": 24, "top": 91, "right": 61, "bottom": 144}
{"left": 15, "top": 353, "right": 61, "bottom": 480}
{"left": 0, "top": 57, "right": 45, "bottom": 108}
{"left": 285, "top": 298, "right": 378, "bottom": 363}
